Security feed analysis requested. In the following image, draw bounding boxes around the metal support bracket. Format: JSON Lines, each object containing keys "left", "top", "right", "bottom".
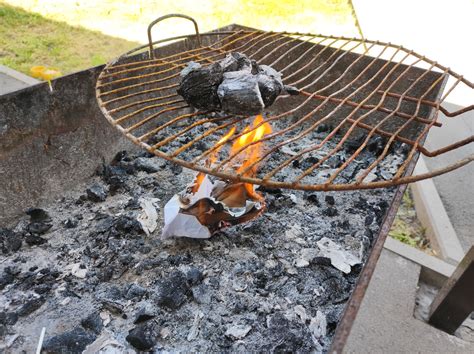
{"left": 429, "top": 246, "right": 474, "bottom": 334}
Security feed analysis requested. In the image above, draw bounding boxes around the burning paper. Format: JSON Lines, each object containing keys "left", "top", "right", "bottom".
{"left": 161, "top": 175, "right": 264, "bottom": 239}
{"left": 162, "top": 115, "right": 272, "bottom": 239}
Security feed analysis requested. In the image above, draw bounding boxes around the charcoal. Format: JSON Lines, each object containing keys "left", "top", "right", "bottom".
{"left": 0, "top": 271, "right": 14, "bottom": 290}
{"left": 86, "top": 183, "right": 108, "bottom": 202}
{"left": 325, "top": 195, "right": 335, "bottom": 206}
{"left": 283, "top": 85, "right": 300, "bottom": 95}
{"left": 26, "top": 208, "right": 50, "bottom": 222}
{"left": 134, "top": 157, "right": 162, "bottom": 173}
{"left": 81, "top": 312, "right": 103, "bottom": 335}
{"left": 177, "top": 61, "right": 223, "bottom": 111}
{"left": 42, "top": 327, "right": 96, "bottom": 354}
{"left": 125, "top": 283, "right": 147, "bottom": 300}
{"left": 305, "top": 193, "right": 320, "bottom": 206}
{"left": 322, "top": 207, "right": 338, "bottom": 217}
{"left": 179, "top": 61, "right": 202, "bottom": 77}
{"left": 134, "top": 304, "right": 156, "bottom": 324}
{"left": 177, "top": 52, "right": 299, "bottom": 115}
{"left": 126, "top": 322, "right": 159, "bottom": 351}
{"left": 0, "top": 123, "right": 410, "bottom": 353}
{"left": 16, "top": 296, "right": 45, "bottom": 316}
{"left": 185, "top": 267, "right": 204, "bottom": 286}
{"left": 257, "top": 65, "right": 284, "bottom": 107}
{"left": 25, "top": 234, "right": 47, "bottom": 245}
{"left": 316, "top": 123, "right": 331, "bottom": 133}
{"left": 153, "top": 271, "right": 190, "bottom": 310}
{"left": 367, "top": 136, "right": 386, "bottom": 156}
{"left": 0, "top": 227, "right": 22, "bottom": 254}
{"left": 216, "top": 52, "right": 256, "bottom": 73}
{"left": 27, "top": 222, "right": 52, "bottom": 235}
{"left": 217, "top": 71, "right": 264, "bottom": 115}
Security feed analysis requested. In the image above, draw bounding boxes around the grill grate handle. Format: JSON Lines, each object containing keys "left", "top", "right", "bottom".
{"left": 147, "top": 14, "right": 202, "bottom": 59}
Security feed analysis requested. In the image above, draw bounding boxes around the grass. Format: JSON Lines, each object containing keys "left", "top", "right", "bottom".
{"left": 0, "top": 3, "right": 138, "bottom": 75}
{"left": 0, "top": 0, "right": 358, "bottom": 77}
{"left": 389, "top": 188, "right": 434, "bottom": 254}
{"left": 2, "top": 0, "right": 355, "bottom": 41}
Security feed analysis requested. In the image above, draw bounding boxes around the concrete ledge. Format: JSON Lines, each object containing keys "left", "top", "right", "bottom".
{"left": 411, "top": 157, "right": 464, "bottom": 264}
{"left": 384, "top": 237, "right": 456, "bottom": 278}
{"left": 384, "top": 237, "right": 456, "bottom": 287}
{"left": 0, "top": 65, "right": 40, "bottom": 85}
{"left": 345, "top": 248, "right": 473, "bottom": 353}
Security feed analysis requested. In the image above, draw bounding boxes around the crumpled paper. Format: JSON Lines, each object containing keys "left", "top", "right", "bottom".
{"left": 162, "top": 174, "right": 263, "bottom": 239}
{"left": 316, "top": 237, "right": 361, "bottom": 274}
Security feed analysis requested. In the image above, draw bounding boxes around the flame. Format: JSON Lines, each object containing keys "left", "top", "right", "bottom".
{"left": 191, "top": 115, "right": 272, "bottom": 201}
{"left": 230, "top": 114, "right": 272, "bottom": 200}
{"left": 211, "top": 126, "right": 236, "bottom": 165}
{"left": 191, "top": 126, "right": 236, "bottom": 194}
{"left": 191, "top": 171, "right": 206, "bottom": 194}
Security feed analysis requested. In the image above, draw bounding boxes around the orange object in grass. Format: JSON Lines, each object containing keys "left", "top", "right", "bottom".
{"left": 30, "top": 66, "right": 62, "bottom": 81}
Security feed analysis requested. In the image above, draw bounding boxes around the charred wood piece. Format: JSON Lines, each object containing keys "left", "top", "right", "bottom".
{"left": 177, "top": 52, "right": 299, "bottom": 115}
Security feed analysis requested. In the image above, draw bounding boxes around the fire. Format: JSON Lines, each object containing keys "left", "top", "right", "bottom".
{"left": 230, "top": 115, "right": 272, "bottom": 200}
{"left": 191, "top": 171, "right": 206, "bottom": 194}
{"left": 192, "top": 115, "right": 272, "bottom": 201}
{"left": 212, "top": 126, "right": 236, "bottom": 165}
{"left": 191, "top": 126, "right": 236, "bottom": 194}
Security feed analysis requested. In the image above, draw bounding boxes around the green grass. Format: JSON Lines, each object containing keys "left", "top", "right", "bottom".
{"left": 0, "top": 0, "right": 358, "bottom": 77}
{"left": 389, "top": 188, "right": 433, "bottom": 254}
{"left": 2, "top": 0, "right": 353, "bottom": 35}
{"left": 0, "top": 3, "right": 138, "bottom": 75}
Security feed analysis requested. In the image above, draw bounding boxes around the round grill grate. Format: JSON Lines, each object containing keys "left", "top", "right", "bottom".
{"left": 96, "top": 14, "right": 474, "bottom": 191}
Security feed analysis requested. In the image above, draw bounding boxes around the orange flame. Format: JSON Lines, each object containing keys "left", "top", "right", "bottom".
{"left": 191, "top": 171, "right": 206, "bottom": 194}
{"left": 211, "top": 126, "right": 236, "bottom": 166}
{"left": 230, "top": 114, "right": 272, "bottom": 200}
{"left": 231, "top": 115, "right": 272, "bottom": 174}
{"left": 191, "top": 126, "right": 236, "bottom": 194}
{"left": 192, "top": 115, "right": 272, "bottom": 201}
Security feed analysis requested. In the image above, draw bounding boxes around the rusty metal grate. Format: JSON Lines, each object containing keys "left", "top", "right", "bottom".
{"left": 96, "top": 14, "right": 474, "bottom": 192}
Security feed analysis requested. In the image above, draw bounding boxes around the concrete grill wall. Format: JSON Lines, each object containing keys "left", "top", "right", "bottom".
{"left": 0, "top": 67, "right": 135, "bottom": 226}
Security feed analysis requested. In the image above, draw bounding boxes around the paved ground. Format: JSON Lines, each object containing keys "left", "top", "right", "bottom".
{"left": 345, "top": 249, "right": 473, "bottom": 353}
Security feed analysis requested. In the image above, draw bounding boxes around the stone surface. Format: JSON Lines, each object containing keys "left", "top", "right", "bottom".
{"left": 345, "top": 249, "right": 473, "bottom": 353}
{"left": 86, "top": 183, "right": 108, "bottom": 202}
{"left": 0, "top": 65, "right": 39, "bottom": 95}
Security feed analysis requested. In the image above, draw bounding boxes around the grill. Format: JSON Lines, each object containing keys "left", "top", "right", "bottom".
{"left": 96, "top": 14, "right": 474, "bottom": 192}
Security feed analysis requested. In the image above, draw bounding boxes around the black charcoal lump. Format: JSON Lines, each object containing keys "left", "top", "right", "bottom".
{"left": 218, "top": 71, "right": 264, "bottom": 115}
{"left": 177, "top": 52, "right": 298, "bottom": 115}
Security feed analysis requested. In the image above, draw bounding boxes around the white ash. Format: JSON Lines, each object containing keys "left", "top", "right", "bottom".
{"left": 316, "top": 237, "right": 361, "bottom": 274}
{"left": 150, "top": 111, "right": 410, "bottom": 187}
{"left": 0, "top": 125, "right": 408, "bottom": 352}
